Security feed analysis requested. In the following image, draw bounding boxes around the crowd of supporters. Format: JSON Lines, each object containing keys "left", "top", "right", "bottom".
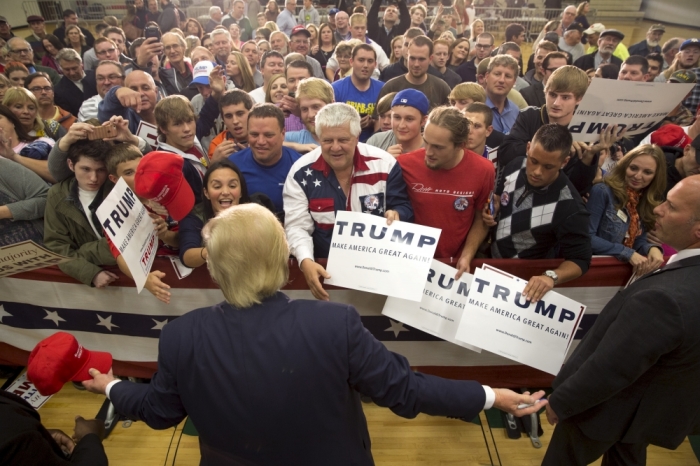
{"left": 0, "top": 1, "right": 698, "bottom": 303}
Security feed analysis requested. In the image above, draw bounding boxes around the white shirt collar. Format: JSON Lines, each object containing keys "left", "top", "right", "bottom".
{"left": 666, "top": 248, "right": 700, "bottom": 265}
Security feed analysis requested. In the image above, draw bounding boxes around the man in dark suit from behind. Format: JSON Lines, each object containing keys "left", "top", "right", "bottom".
{"left": 53, "top": 49, "right": 98, "bottom": 118}
{"left": 0, "top": 390, "right": 107, "bottom": 465}
{"left": 543, "top": 175, "right": 700, "bottom": 465}
{"left": 84, "top": 203, "right": 546, "bottom": 466}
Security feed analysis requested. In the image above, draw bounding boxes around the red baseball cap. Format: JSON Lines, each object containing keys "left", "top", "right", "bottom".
{"left": 651, "top": 124, "right": 691, "bottom": 149}
{"left": 27, "top": 332, "right": 112, "bottom": 396}
{"left": 134, "top": 151, "right": 195, "bottom": 221}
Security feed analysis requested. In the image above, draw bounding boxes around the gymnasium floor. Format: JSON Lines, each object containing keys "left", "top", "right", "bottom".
{"left": 4, "top": 16, "right": 700, "bottom": 466}
{"left": 4, "top": 373, "right": 698, "bottom": 465}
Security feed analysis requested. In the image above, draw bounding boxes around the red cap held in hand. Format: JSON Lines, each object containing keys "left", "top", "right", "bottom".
{"left": 134, "top": 151, "right": 195, "bottom": 221}
{"left": 27, "top": 332, "right": 113, "bottom": 396}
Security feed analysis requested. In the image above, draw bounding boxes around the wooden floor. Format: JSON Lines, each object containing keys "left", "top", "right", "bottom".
{"left": 6, "top": 376, "right": 697, "bottom": 465}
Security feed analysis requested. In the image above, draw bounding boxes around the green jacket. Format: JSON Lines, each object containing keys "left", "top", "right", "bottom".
{"left": 43, "top": 177, "right": 116, "bottom": 286}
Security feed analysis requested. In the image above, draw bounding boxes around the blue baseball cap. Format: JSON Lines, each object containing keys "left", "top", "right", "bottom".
{"left": 680, "top": 38, "right": 700, "bottom": 51}
{"left": 329, "top": 8, "right": 339, "bottom": 15}
{"left": 391, "top": 89, "right": 429, "bottom": 115}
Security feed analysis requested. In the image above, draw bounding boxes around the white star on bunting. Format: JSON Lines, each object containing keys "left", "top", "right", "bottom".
{"left": 0, "top": 305, "right": 12, "bottom": 324}
{"left": 304, "top": 168, "right": 313, "bottom": 177}
{"left": 43, "top": 310, "right": 66, "bottom": 327}
{"left": 301, "top": 179, "right": 307, "bottom": 186}
{"left": 313, "top": 179, "right": 321, "bottom": 187}
{"left": 385, "top": 319, "right": 409, "bottom": 338}
{"left": 151, "top": 319, "right": 168, "bottom": 331}
{"left": 96, "top": 315, "right": 119, "bottom": 332}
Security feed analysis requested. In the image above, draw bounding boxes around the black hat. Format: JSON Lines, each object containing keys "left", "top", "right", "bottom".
{"left": 565, "top": 22, "right": 584, "bottom": 34}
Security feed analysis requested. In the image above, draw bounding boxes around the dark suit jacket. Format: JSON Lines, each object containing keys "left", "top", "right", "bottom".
{"left": 550, "top": 254, "right": 700, "bottom": 449}
{"left": 573, "top": 52, "right": 623, "bottom": 71}
{"left": 54, "top": 70, "right": 98, "bottom": 118}
{"left": 110, "top": 292, "right": 486, "bottom": 465}
{"left": 0, "top": 391, "right": 107, "bottom": 465}
{"left": 520, "top": 80, "right": 545, "bottom": 108}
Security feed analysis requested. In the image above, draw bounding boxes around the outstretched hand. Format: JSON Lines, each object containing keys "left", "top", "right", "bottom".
{"left": 493, "top": 389, "right": 548, "bottom": 416}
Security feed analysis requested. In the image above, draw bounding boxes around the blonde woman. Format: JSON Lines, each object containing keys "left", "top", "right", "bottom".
{"left": 306, "top": 24, "right": 319, "bottom": 48}
{"left": 185, "top": 35, "right": 200, "bottom": 58}
{"left": 389, "top": 36, "right": 403, "bottom": 64}
{"left": 467, "top": 18, "right": 484, "bottom": 58}
{"left": 226, "top": 52, "right": 256, "bottom": 92}
{"left": 2, "top": 86, "right": 65, "bottom": 141}
{"left": 264, "top": 21, "right": 278, "bottom": 32}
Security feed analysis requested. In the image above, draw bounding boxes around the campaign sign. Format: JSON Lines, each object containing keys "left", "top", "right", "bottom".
{"left": 567, "top": 79, "right": 694, "bottom": 143}
{"left": 454, "top": 266, "right": 586, "bottom": 375}
{"left": 5, "top": 372, "right": 52, "bottom": 409}
{"left": 325, "top": 211, "right": 440, "bottom": 301}
{"left": 0, "top": 240, "right": 69, "bottom": 278}
{"left": 136, "top": 120, "right": 159, "bottom": 147}
{"left": 96, "top": 178, "right": 158, "bottom": 293}
{"left": 382, "top": 260, "right": 481, "bottom": 352}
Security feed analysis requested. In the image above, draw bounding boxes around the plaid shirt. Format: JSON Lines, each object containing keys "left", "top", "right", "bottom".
{"left": 682, "top": 67, "right": 700, "bottom": 114}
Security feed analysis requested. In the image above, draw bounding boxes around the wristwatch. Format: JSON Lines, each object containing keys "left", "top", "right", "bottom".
{"left": 542, "top": 270, "right": 558, "bottom": 285}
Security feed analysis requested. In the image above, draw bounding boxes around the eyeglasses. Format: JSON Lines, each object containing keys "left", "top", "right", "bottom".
{"left": 9, "top": 48, "right": 31, "bottom": 55}
{"left": 96, "top": 74, "right": 123, "bottom": 82}
{"left": 545, "top": 67, "right": 561, "bottom": 73}
{"left": 29, "top": 86, "right": 53, "bottom": 93}
{"left": 475, "top": 44, "right": 492, "bottom": 50}
{"left": 97, "top": 48, "right": 117, "bottom": 55}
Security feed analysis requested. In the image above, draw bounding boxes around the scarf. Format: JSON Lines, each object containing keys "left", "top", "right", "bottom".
{"left": 623, "top": 187, "right": 641, "bottom": 248}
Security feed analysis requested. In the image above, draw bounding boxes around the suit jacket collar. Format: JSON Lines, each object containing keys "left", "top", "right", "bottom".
{"left": 638, "top": 254, "right": 700, "bottom": 281}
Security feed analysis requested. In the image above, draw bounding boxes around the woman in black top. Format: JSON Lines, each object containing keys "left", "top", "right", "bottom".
{"left": 311, "top": 23, "right": 336, "bottom": 72}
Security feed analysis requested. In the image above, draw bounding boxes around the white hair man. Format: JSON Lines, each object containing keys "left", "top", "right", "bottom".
{"left": 205, "top": 6, "right": 223, "bottom": 33}
{"left": 283, "top": 103, "right": 414, "bottom": 301}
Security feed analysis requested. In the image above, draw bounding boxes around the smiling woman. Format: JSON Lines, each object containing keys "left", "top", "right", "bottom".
{"left": 179, "top": 160, "right": 251, "bottom": 269}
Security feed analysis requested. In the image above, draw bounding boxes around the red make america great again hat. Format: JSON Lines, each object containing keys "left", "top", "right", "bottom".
{"left": 27, "top": 332, "right": 113, "bottom": 396}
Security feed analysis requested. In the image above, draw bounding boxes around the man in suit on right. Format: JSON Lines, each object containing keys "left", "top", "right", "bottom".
{"left": 543, "top": 174, "right": 700, "bottom": 465}
{"left": 53, "top": 49, "right": 98, "bottom": 118}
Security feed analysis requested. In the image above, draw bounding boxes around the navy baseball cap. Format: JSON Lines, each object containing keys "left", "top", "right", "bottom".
{"left": 329, "top": 8, "right": 339, "bottom": 15}
{"left": 391, "top": 89, "right": 429, "bottom": 115}
{"left": 680, "top": 38, "right": 700, "bottom": 51}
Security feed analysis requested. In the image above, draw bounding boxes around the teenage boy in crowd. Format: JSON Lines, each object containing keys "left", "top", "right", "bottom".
{"left": 366, "top": 89, "right": 427, "bottom": 156}
{"left": 484, "top": 124, "right": 592, "bottom": 303}
{"left": 209, "top": 90, "right": 254, "bottom": 162}
{"left": 332, "top": 44, "right": 383, "bottom": 143}
{"left": 464, "top": 103, "right": 495, "bottom": 159}
{"left": 285, "top": 78, "right": 334, "bottom": 153}
{"left": 431, "top": 39, "right": 461, "bottom": 89}
{"left": 397, "top": 106, "right": 494, "bottom": 277}
{"left": 499, "top": 66, "right": 618, "bottom": 195}
{"left": 43, "top": 136, "right": 117, "bottom": 288}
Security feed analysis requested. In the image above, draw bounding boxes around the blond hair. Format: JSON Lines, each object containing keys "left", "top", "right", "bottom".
{"left": 449, "top": 82, "right": 486, "bottom": 103}
{"left": 203, "top": 203, "right": 289, "bottom": 308}
{"left": 487, "top": 54, "right": 519, "bottom": 75}
{"left": 544, "top": 65, "right": 589, "bottom": 99}
{"left": 155, "top": 95, "right": 196, "bottom": 133}
{"left": 2, "top": 87, "right": 43, "bottom": 133}
{"left": 297, "top": 77, "right": 334, "bottom": 104}
{"left": 349, "top": 13, "right": 367, "bottom": 26}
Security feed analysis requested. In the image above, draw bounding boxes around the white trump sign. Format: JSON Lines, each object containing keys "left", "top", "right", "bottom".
{"left": 325, "top": 211, "right": 440, "bottom": 301}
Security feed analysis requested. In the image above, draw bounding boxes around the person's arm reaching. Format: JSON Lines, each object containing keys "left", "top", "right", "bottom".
{"left": 385, "top": 162, "right": 414, "bottom": 223}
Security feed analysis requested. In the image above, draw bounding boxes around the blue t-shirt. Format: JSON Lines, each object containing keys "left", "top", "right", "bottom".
{"left": 228, "top": 147, "right": 301, "bottom": 214}
{"left": 332, "top": 77, "right": 384, "bottom": 142}
{"left": 285, "top": 129, "right": 317, "bottom": 144}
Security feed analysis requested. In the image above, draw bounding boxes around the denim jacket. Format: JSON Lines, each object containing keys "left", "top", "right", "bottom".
{"left": 586, "top": 182, "right": 655, "bottom": 262}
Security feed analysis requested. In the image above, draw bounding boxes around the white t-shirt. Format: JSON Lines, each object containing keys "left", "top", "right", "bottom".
{"left": 249, "top": 86, "right": 265, "bottom": 104}
{"left": 78, "top": 187, "right": 101, "bottom": 237}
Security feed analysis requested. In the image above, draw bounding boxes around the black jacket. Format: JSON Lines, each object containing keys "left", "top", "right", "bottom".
{"left": 158, "top": 2, "right": 180, "bottom": 33}
{"left": 454, "top": 58, "right": 478, "bottom": 83}
{"left": 0, "top": 391, "right": 107, "bottom": 465}
{"left": 520, "top": 80, "right": 545, "bottom": 108}
{"left": 53, "top": 70, "right": 98, "bottom": 117}
{"left": 498, "top": 106, "right": 598, "bottom": 195}
{"left": 550, "top": 254, "right": 700, "bottom": 449}
{"left": 367, "top": 0, "right": 410, "bottom": 57}
{"left": 573, "top": 52, "right": 622, "bottom": 71}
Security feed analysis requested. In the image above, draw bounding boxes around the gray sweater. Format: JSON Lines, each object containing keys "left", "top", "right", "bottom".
{"left": 0, "top": 157, "right": 49, "bottom": 238}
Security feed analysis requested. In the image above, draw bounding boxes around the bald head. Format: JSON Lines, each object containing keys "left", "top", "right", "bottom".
{"left": 124, "top": 70, "right": 158, "bottom": 114}
{"left": 654, "top": 175, "right": 700, "bottom": 251}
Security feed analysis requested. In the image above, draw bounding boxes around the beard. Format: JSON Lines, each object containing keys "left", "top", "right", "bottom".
{"left": 647, "top": 39, "right": 659, "bottom": 47}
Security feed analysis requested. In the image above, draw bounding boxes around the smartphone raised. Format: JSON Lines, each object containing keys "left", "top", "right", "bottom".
{"left": 144, "top": 25, "right": 161, "bottom": 41}
{"left": 88, "top": 124, "right": 118, "bottom": 140}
